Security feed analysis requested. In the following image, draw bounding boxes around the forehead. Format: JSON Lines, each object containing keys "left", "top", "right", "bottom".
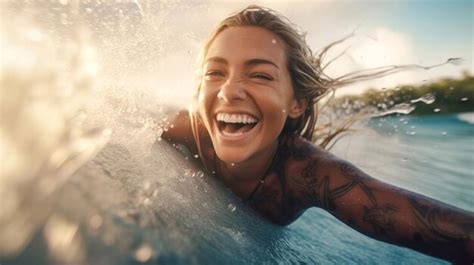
{"left": 205, "top": 26, "right": 287, "bottom": 66}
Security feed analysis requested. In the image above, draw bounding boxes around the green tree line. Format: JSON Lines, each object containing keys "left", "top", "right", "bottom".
{"left": 336, "top": 71, "right": 474, "bottom": 115}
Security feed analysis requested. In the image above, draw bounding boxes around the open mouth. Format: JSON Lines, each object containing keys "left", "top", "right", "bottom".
{"left": 216, "top": 113, "right": 259, "bottom": 136}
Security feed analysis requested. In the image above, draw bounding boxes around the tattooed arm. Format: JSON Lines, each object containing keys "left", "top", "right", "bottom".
{"left": 300, "top": 147, "right": 474, "bottom": 264}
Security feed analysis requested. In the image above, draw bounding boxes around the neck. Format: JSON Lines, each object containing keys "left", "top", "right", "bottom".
{"left": 217, "top": 139, "right": 279, "bottom": 190}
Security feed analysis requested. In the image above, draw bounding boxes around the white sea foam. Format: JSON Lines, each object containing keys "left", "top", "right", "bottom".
{"left": 457, "top": 112, "right": 474, "bottom": 124}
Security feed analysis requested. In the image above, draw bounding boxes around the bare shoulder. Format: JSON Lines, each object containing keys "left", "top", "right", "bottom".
{"left": 282, "top": 134, "right": 376, "bottom": 208}
{"left": 282, "top": 134, "right": 354, "bottom": 180}
{"left": 161, "top": 109, "right": 199, "bottom": 154}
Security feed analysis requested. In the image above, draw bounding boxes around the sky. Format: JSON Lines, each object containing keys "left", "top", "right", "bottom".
{"left": 142, "top": 0, "right": 472, "bottom": 102}
{"left": 6, "top": 0, "right": 470, "bottom": 103}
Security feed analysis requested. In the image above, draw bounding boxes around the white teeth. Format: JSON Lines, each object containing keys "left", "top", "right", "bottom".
{"left": 216, "top": 113, "right": 258, "bottom": 124}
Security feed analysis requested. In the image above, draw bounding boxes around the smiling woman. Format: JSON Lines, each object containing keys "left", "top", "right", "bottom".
{"left": 163, "top": 5, "right": 474, "bottom": 264}
{"left": 199, "top": 26, "right": 303, "bottom": 172}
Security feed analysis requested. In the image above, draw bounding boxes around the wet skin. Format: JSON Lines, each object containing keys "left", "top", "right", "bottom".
{"left": 197, "top": 26, "right": 306, "bottom": 186}
{"left": 163, "top": 26, "right": 474, "bottom": 264}
{"left": 164, "top": 110, "right": 474, "bottom": 264}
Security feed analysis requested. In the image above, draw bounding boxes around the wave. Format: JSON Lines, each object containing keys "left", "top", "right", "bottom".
{"left": 457, "top": 112, "right": 474, "bottom": 124}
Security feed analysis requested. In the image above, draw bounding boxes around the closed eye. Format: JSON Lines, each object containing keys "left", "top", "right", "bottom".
{"left": 250, "top": 73, "right": 273, "bottom": 81}
{"left": 205, "top": 70, "right": 225, "bottom": 80}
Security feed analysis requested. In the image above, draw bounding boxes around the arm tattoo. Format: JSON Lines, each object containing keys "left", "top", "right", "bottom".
{"left": 408, "top": 196, "right": 474, "bottom": 242}
{"left": 297, "top": 158, "right": 398, "bottom": 236}
{"left": 363, "top": 204, "right": 398, "bottom": 236}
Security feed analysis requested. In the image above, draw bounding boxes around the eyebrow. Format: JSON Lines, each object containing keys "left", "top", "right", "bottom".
{"left": 205, "top": 57, "right": 280, "bottom": 70}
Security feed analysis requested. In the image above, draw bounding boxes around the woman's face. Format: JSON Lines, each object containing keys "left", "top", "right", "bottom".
{"left": 198, "top": 26, "right": 303, "bottom": 164}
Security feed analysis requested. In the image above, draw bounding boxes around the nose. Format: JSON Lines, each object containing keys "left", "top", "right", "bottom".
{"left": 217, "top": 75, "right": 246, "bottom": 103}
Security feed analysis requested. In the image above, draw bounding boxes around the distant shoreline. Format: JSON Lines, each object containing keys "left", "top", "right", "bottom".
{"left": 336, "top": 73, "right": 474, "bottom": 116}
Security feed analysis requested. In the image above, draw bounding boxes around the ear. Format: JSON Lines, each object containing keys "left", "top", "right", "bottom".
{"left": 288, "top": 98, "right": 308, "bottom": 118}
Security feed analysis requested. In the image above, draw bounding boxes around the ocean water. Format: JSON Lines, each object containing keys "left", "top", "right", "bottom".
{"left": 1, "top": 1, "right": 473, "bottom": 264}
{"left": 332, "top": 113, "right": 474, "bottom": 212}
{"left": 3, "top": 107, "right": 473, "bottom": 265}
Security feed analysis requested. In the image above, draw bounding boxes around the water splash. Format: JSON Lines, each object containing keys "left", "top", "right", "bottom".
{"left": 373, "top": 103, "right": 415, "bottom": 117}
{"left": 0, "top": 13, "right": 109, "bottom": 257}
{"left": 410, "top": 93, "right": 435, "bottom": 104}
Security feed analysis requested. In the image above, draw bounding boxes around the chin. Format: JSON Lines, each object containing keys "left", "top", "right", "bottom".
{"left": 214, "top": 147, "right": 251, "bottom": 164}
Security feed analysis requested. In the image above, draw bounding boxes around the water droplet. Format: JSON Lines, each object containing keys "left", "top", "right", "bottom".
{"left": 44, "top": 215, "right": 81, "bottom": 261}
{"left": 194, "top": 154, "right": 199, "bottom": 158}
{"left": 59, "top": 0, "right": 68, "bottom": 5}
{"left": 433, "top": 108, "right": 441, "bottom": 113}
{"left": 230, "top": 163, "right": 235, "bottom": 166}
{"left": 212, "top": 170, "right": 216, "bottom": 174}
{"left": 461, "top": 97, "right": 468, "bottom": 101}
{"left": 228, "top": 204, "right": 236, "bottom": 212}
{"left": 282, "top": 109, "right": 286, "bottom": 113}
{"left": 401, "top": 158, "right": 408, "bottom": 162}
{"left": 271, "top": 39, "right": 277, "bottom": 44}
{"left": 142, "top": 198, "right": 151, "bottom": 206}
{"left": 89, "top": 215, "right": 103, "bottom": 229}
{"left": 441, "top": 131, "right": 447, "bottom": 135}
{"left": 196, "top": 171, "right": 204, "bottom": 178}
{"left": 134, "top": 243, "right": 154, "bottom": 262}
{"left": 407, "top": 131, "right": 416, "bottom": 135}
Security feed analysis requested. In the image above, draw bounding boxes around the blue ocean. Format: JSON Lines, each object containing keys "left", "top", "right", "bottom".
{"left": 2, "top": 112, "right": 472, "bottom": 265}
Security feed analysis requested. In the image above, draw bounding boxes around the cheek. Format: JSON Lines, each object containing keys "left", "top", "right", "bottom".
{"left": 196, "top": 89, "right": 212, "bottom": 127}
